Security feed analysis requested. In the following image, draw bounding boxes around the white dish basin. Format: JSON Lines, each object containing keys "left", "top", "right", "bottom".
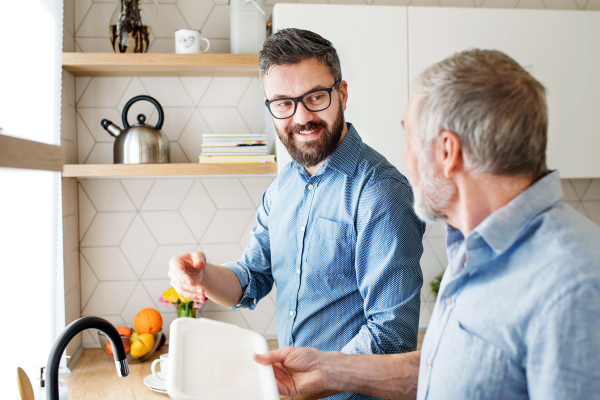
{"left": 167, "top": 318, "right": 279, "bottom": 400}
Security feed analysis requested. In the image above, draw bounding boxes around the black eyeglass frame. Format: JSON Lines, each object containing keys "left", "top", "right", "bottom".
{"left": 264, "top": 80, "right": 341, "bottom": 120}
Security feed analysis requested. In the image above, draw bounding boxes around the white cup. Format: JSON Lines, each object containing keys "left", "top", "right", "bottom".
{"left": 175, "top": 29, "right": 210, "bottom": 54}
{"left": 151, "top": 353, "right": 169, "bottom": 381}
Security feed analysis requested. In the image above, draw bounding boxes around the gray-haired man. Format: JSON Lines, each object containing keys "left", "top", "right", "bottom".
{"left": 254, "top": 49, "right": 600, "bottom": 400}
{"left": 168, "top": 29, "right": 426, "bottom": 400}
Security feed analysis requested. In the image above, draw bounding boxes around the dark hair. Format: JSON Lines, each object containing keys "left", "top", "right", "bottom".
{"left": 259, "top": 28, "right": 342, "bottom": 83}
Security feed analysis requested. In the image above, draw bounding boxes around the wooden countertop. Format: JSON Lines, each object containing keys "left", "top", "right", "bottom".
{"left": 61, "top": 340, "right": 279, "bottom": 399}
{"left": 61, "top": 336, "right": 423, "bottom": 400}
{"left": 62, "top": 346, "right": 170, "bottom": 399}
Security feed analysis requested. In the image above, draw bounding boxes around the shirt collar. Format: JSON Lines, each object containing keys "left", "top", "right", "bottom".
{"left": 289, "top": 123, "right": 361, "bottom": 178}
{"left": 475, "top": 170, "right": 563, "bottom": 255}
{"left": 325, "top": 123, "right": 361, "bottom": 177}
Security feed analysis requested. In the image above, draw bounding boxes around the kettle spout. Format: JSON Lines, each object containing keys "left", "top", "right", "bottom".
{"left": 101, "top": 119, "right": 122, "bottom": 137}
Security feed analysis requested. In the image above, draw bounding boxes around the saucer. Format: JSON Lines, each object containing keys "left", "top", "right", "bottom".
{"left": 144, "top": 372, "right": 167, "bottom": 392}
{"left": 147, "top": 385, "right": 167, "bottom": 394}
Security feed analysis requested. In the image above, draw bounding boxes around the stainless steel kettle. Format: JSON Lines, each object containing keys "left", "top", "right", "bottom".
{"left": 101, "top": 95, "right": 170, "bottom": 164}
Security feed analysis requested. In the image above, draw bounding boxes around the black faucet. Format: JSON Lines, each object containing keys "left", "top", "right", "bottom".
{"left": 46, "top": 316, "right": 129, "bottom": 400}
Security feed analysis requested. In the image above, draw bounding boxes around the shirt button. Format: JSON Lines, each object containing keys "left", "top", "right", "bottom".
{"left": 426, "top": 357, "right": 433, "bottom": 366}
{"left": 445, "top": 297, "right": 453, "bottom": 306}
{"left": 308, "top": 184, "right": 314, "bottom": 190}
{"left": 253, "top": 298, "right": 257, "bottom": 304}
{"left": 300, "top": 226, "right": 305, "bottom": 232}
{"left": 296, "top": 269, "right": 301, "bottom": 274}
{"left": 236, "top": 303, "right": 241, "bottom": 307}
{"left": 289, "top": 310, "right": 294, "bottom": 316}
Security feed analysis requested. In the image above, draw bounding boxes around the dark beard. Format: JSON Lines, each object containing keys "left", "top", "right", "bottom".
{"left": 276, "top": 104, "right": 345, "bottom": 168}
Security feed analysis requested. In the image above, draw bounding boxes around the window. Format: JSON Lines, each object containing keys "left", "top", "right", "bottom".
{"left": 0, "top": 0, "right": 64, "bottom": 396}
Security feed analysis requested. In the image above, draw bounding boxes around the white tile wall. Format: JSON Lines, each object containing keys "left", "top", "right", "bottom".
{"left": 77, "top": 176, "right": 275, "bottom": 345}
{"left": 75, "top": 76, "right": 268, "bottom": 163}
{"left": 65, "top": 0, "right": 600, "bottom": 352}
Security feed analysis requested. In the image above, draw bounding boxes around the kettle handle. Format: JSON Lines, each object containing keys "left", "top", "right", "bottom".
{"left": 122, "top": 95, "right": 164, "bottom": 130}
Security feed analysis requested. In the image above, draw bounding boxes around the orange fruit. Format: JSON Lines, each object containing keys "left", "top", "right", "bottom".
{"left": 116, "top": 326, "right": 132, "bottom": 337}
{"left": 134, "top": 308, "right": 163, "bottom": 334}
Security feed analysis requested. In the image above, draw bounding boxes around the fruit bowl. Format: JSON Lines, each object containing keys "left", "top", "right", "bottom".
{"left": 98, "top": 329, "right": 163, "bottom": 364}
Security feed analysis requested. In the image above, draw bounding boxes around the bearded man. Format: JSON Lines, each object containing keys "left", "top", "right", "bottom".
{"left": 168, "top": 28, "right": 426, "bottom": 400}
{"left": 253, "top": 49, "right": 600, "bottom": 400}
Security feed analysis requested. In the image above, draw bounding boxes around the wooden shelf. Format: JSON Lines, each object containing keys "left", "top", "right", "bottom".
{"left": 62, "top": 53, "right": 259, "bottom": 77}
{"left": 62, "top": 163, "right": 277, "bottom": 177}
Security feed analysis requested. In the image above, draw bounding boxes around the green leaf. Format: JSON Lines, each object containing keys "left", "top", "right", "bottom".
{"left": 429, "top": 272, "right": 444, "bottom": 300}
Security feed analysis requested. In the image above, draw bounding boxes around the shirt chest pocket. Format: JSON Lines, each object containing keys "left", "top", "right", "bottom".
{"left": 432, "top": 320, "right": 508, "bottom": 400}
{"left": 304, "top": 217, "right": 353, "bottom": 275}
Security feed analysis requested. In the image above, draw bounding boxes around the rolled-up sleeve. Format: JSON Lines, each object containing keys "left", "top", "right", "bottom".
{"left": 342, "top": 177, "right": 425, "bottom": 355}
{"left": 223, "top": 182, "right": 276, "bottom": 310}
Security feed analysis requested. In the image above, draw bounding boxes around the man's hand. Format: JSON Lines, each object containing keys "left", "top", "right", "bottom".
{"left": 253, "top": 347, "right": 332, "bottom": 397}
{"left": 168, "top": 252, "right": 206, "bottom": 302}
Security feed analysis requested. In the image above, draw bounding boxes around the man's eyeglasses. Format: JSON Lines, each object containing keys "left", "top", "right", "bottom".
{"left": 265, "top": 80, "right": 341, "bottom": 120}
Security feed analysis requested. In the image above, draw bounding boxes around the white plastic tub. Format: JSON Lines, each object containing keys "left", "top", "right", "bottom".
{"left": 167, "top": 318, "right": 279, "bottom": 400}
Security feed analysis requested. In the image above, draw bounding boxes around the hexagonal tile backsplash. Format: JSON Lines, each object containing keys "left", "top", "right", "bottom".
{"left": 78, "top": 176, "right": 277, "bottom": 345}
{"left": 76, "top": 76, "right": 269, "bottom": 164}
{"left": 64, "top": 0, "right": 600, "bottom": 348}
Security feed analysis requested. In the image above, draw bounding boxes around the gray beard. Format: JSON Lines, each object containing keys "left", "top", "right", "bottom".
{"left": 412, "top": 150, "right": 456, "bottom": 225}
{"left": 276, "top": 104, "right": 345, "bottom": 168}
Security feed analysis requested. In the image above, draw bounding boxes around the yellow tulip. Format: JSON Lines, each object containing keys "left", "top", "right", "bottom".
{"left": 163, "top": 288, "right": 180, "bottom": 303}
{"left": 180, "top": 296, "right": 191, "bottom": 304}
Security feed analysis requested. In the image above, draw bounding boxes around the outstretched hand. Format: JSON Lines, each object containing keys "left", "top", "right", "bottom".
{"left": 253, "top": 346, "right": 330, "bottom": 397}
{"left": 168, "top": 251, "right": 207, "bottom": 302}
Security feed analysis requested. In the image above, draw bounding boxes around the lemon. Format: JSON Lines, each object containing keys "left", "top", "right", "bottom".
{"left": 129, "top": 333, "right": 154, "bottom": 358}
{"left": 139, "top": 333, "right": 155, "bottom": 349}
{"left": 130, "top": 340, "right": 149, "bottom": 358}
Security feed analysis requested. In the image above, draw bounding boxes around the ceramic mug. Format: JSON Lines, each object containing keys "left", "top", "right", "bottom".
{"left": 175, "top": 29, "right": 210, "bottom": 54}
{"left": 151, "top": 353, "right": 169, "bottom": 381}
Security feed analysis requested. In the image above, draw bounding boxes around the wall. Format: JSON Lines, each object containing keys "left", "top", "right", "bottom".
{"left": 63, "top": 0, "right": 600, "bottom": 352}
{"left": 62, "top": 0, "right": 82, "bottom": 363}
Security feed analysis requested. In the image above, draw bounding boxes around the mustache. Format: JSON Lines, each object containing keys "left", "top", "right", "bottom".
{"left": 286, "top": 120, "right": 327, "bottom": 135}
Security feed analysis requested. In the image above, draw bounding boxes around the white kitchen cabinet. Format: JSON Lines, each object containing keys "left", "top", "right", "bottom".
{"left": 272, "top": 4, "right": 409, "bottom": 174}
{"left": 408, "top": 7, "right": 600, "bottom": 178}
{"left": 272, "top": 5, "right": 600, "bottom": 178}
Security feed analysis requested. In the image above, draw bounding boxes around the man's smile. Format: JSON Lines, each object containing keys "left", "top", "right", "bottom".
{"left": 294, "top": 127, "right": 322, "bottom": 141}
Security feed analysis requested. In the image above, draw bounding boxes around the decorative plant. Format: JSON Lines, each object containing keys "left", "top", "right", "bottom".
{"left": 430, "top": 272, "right": 444, "bottom": 300}
{"left": 160, "top": 287, "right": 203, "bottom": 318}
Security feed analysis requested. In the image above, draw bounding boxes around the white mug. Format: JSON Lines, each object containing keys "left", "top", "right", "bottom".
{"left": 175, "top": 29, "right": 210, "bottom": 54}
{"left": 151, "top": 353, "right": 169, "bottom": 381}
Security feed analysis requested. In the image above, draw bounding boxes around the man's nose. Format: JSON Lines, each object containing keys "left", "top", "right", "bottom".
{"left": 293, "top": 102, "right": 314, "bottom": 125}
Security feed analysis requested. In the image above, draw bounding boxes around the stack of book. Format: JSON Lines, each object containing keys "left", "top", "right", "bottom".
{"left": 199, "top": 134, "right": 276, "bottom": 164}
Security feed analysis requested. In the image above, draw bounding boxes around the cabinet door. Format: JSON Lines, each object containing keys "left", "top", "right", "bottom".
{"left": 408, "top": 7, "right": 600, "bottom": 178}
{"left": 272, "top": 4, "right": 409, "bottom": 174}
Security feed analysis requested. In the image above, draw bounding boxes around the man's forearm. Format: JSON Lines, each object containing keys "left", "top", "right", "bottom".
{"left": 324, "top": 350, "right": 421, "bottom": 400}
{"left": 201, "top": 263, "right": 244, "bottom": 307}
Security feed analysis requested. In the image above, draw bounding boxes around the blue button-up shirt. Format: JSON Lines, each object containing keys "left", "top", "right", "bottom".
{"left": 417, "top": 171, "right": 600, "bottom": 400}
{"left": 226, "top": 124, "right": 425, "bottom": 399}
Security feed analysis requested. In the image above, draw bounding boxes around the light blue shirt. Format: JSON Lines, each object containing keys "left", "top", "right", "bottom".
{"left": 226, "top": 124, "right": 425, "bottom": 400}
{"left": 417, "top": 171, "right": 600, "bottom": 400}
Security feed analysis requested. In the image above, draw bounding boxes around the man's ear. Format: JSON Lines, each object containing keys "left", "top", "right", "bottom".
{"left": 338, "top": 80, "right": 348, "bottom": 112}
{"left": 438, "top": 130, "right": 462, "bottom": 178}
